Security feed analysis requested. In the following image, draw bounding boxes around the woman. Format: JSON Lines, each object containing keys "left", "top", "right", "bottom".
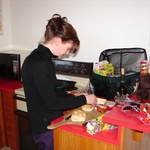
{"left": 22, "top": 14, "right": 96, "bottom": 150}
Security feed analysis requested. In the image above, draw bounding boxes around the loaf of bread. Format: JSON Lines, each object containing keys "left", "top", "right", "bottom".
{"left": 82, "top": 104, "right": 94, "bottom": 112}
{"left": 71, "top": 109, "right": 86, "bottom": 122}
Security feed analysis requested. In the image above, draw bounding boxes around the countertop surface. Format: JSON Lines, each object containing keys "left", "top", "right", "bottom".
{"left": 0, "top": 78, "right": 22, "bottom": 92}
{"left": 103, "top": 106, "right": 150, "bottom": 133}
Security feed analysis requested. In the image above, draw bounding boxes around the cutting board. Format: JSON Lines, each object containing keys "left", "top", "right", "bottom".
{"left": 47, "top": 107, "right": 104, "bottom": 130}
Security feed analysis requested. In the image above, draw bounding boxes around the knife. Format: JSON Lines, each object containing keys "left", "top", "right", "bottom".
{"left": 65, "top": 115, "right": 72, "bottom": 120}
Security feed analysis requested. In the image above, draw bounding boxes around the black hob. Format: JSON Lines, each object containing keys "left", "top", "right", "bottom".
{"left": 56, "top": 79, "right": 78, "bottom": 91}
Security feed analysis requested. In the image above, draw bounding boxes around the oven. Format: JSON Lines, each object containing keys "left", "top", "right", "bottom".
{"left": 15, "top": 59, "right": 93, "bottom": 112}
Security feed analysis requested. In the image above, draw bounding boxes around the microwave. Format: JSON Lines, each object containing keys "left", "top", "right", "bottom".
{"left": 0, "top": 50, "right": 30, "bottom": 80}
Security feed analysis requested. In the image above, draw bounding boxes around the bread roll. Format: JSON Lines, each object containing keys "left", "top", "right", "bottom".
{"left": 82, "top": 104, "right": 94, "bottom": 112}
{"left": 71, "top": 110, "right": 86, "bottom": 122}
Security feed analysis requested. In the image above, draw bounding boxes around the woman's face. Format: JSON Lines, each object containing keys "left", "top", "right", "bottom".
{"left": 56, "top": 40, "right": 73, "bottom": 58}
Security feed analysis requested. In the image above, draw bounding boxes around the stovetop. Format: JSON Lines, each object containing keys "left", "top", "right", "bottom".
{"left": 15, "top": 59, "right": 93, "bottom": 96}
{"left": 52, "top": 59, "right": 93, "bottom": 78}
{"left": 56, "top": 79, "right": 77, "bottom": 91}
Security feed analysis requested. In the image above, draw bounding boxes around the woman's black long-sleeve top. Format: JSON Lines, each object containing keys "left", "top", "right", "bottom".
{"left": 21, "top": 44, "right": 86, "bottom": 134}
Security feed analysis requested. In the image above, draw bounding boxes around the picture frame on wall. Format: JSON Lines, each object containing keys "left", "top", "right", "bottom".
{"left": 0, "top": 0, "right": 3, "bottom": 35}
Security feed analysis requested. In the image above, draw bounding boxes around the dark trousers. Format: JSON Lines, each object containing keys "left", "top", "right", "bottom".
{"left": 32, "top": 130, "right": 54, "bottom": 150}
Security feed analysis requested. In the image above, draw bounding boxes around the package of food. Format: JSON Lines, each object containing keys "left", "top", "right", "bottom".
{"left": 94, "top": 63, "right": 114, "bottom": 77}
{"left": 96, "top": 98, "right": 107, "bottom": 105}
{"left": 86, "top": 119, "right": 101, "bottom": 135}
{"left": 98, "top": 60, "right": 109, "bottom": 69}
{"left": 97, "top": 115, "right": 111, "bottom": 131}
{"left": 86, "top": 114, "right": 111, "bottom": 135}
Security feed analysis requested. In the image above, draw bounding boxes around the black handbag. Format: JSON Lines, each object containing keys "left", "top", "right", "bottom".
{"left": 91, "top": 48, "right": 147, "bottom": 100}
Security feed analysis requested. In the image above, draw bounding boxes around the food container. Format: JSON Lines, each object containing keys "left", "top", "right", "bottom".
{"left": 96, "top": 98, "right": 107, "bottom": 105}
{"left": 86, "top": 120, "right": 101, "bottom": 135}
{"left": 140, "top": 60, "right": 149, "bottom": 76}
{"left": 94, "top": 63, "right": 114, "bottom": 77}
{"left": 96, "top": 105, "right": 108, "bottom": 113}
{"left": 86, "top": 115, "right": 111, "bottom": 135}
{"left": 105, "top": 101, "right": 116, "bottom": 107}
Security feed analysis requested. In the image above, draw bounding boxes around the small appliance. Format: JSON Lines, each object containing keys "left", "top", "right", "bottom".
{"left": 0, "top": 50, "right": 30, "bottom": 80}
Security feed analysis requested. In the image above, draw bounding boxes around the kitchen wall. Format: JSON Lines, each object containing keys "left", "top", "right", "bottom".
{"left": 0, "top": 0, "right": 12, "bottom": 50}
{"left": 0, "top": 0, "right": 150, "bottom": 62}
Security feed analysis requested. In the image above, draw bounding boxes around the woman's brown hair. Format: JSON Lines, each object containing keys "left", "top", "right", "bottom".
{"left": 44, "top": 14, "right": 80, "bottom": 54}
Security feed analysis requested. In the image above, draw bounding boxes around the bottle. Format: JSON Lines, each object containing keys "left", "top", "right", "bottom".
{"left": 117, "top": 68, "right": 127, "bottom": 96}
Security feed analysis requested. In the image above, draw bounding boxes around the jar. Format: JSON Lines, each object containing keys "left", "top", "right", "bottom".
{"left": 148, "top": 62, "right": 150, "bottom": 74}
{"left": 140, "top": 60, "right": 149, "bottom": 76}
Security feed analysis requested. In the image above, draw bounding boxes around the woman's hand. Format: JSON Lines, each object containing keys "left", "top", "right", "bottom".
{"left": 77, "top": 92, "right": 88, "bottom": 96}
{"left": 85, "top": 94, "right": 97, "bottom": 106}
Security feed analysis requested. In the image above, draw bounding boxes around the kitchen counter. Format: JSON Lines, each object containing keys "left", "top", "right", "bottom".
{"left": 0, "top": 78, "right": 22, "bottom": 92}
{"left": 0, "top": 78, "right": 23, "bottom": 150}
{"left": 52, "top": 105, "right": 150, "bottom": 150}
{"left": 1, "top": 78, "right": 150, "bottom": 150}
{"left": 103, "top": 106, "right": 150, "bottom": 133}
{"left": 0, "top": 78, "right": 17, "bottom": 86}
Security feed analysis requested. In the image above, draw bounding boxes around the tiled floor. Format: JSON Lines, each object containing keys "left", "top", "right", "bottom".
{"left": 0, "top": 147, "right": 12, "bottom": 150}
